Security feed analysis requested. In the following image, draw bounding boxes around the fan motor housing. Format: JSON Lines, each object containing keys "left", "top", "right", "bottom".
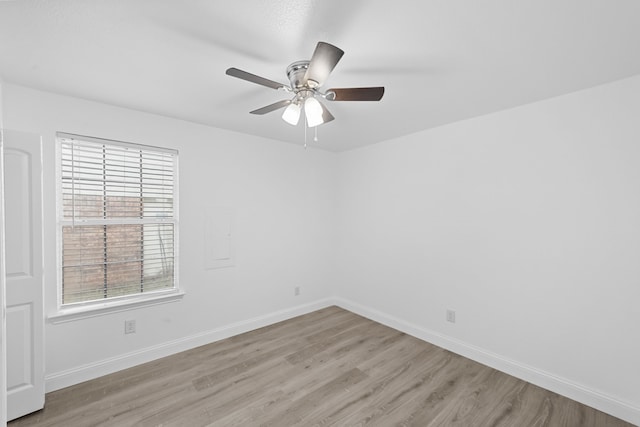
{"left": 286, "top": 60, "right": 310, "bottom": 89}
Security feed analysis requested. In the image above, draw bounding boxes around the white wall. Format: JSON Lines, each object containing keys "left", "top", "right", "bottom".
{"left": 336, "top": 75, "right": 640, "bottom": 423}
{"left": 2, "top": 83, "right": 337, "bottom": 389}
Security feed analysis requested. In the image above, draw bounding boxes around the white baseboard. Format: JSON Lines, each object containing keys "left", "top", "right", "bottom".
{"left": 45, "top": 298, "right": 334, "bottom": 393}
{"left": 333, "top": 297, "right": 640, "bottom": 426}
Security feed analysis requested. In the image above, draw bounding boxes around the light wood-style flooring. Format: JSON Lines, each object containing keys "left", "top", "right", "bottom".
{"left": 9, "top": 306, "right": 634, "bottom": 426}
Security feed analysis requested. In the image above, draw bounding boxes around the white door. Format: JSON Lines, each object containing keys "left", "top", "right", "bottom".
{"left": 4, "top": 130, "right": 44, "bottom": 420}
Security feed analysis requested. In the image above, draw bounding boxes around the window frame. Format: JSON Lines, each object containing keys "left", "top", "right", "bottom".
{"left": 53, "top": 132, "right": 181, "bottom": 321}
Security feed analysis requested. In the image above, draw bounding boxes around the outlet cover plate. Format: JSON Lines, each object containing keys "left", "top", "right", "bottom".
{"left": 125, "top": 320, "right": 136, "bottom": 334}
{"left": 446, "top": 309, "right": 456, "bottom": 323}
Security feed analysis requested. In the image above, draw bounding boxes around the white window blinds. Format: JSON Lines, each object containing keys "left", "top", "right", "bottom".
{"left": 58, "top": 133, "right": 178, "bottom": 305}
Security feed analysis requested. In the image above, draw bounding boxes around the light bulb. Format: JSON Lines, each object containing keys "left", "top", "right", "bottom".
{"left": 304, "top": 97, "right": 324, "bottom": 127}
{"left": 282, "top": 102, "right": 301, "bottom": 125}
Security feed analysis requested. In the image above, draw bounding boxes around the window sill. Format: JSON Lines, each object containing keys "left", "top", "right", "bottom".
{"left": 47, "top": 291, "right": 185, "bottom": 324}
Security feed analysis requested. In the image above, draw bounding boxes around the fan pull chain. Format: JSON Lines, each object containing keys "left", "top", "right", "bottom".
{"left": 304, "top": 115, "right": 308, "bottom": 149}
{"left": 314, "top": 126, "right": 318, "bottom": 142}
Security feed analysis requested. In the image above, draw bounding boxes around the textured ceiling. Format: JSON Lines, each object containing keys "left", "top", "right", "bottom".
{"left": 1, "top": 0, "right": 639, "bottom": 151}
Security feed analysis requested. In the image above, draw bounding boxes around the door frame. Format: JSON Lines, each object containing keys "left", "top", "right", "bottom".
{"left": 1, "top": 129, "right": 8, "bottom": 426}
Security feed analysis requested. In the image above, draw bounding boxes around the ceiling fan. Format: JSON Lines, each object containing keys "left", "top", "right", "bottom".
{"left": 226, "top": 41, "right": 384, "bottom": 127}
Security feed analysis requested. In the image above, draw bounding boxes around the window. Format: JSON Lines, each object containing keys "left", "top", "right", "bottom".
{"left": 57, "top": 133, "right": 178, "bottom": 307}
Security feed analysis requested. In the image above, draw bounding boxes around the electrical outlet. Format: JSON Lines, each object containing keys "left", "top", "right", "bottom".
{"left": 446, "top": 309, "right": 456, "bottom": 323}
{"left": 294, "top": 286, "right": 300, "bottom": 296}
{"left": 125, "top": 319, "right": 136, "bottom": 334}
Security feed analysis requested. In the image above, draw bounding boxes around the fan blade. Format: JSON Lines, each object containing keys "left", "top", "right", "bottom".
{"left": 325, "top": 87, "right": 385, "bottom": 101}
{"left": 319, "top": 101, "right": 335, "bottom": 124}
{"left": 250, "top": 99, "right": 291, "bottom": 115}
{"left": 303, "top": 42, "right": 344, "bottom": 88}
{"left": 226, "top": 68, "right": 288, "bottom": 90}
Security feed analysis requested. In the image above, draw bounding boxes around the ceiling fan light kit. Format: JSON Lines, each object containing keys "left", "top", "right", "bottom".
{"left": 304, "top": 97, "right": 324, "bottom": 127}
{"left": 226, "top": 41, "right": 385, "bottom": 135}
{"left": 282, "top": 102, "right": 301, "bottom": 126}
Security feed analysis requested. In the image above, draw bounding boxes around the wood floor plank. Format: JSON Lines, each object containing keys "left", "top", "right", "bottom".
{"left": 207, "top": 320, "right": 401, "bottom": 425}
{"left": 136, "top": 358, "right": 293, "bottom": 426}
{"left": 9, "top": 307, "right": 634, "bottom": 427}
{"left": 352, "top": 353, "right": 486, "bottom": 426}
{"left": 424, "top": 366, "right": 528, "bottom": 426}
{"left": 309, "top": 346, "right": 444, "bottom": 425}
{"left": 261, "top": 367, "right": 369, "bottom": 427}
